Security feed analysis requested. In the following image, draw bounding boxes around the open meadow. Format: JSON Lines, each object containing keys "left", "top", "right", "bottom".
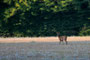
{"left": 0, "top": 36, "right": 90, "bottom": 60}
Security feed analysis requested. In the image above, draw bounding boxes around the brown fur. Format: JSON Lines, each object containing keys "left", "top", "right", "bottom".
{"left": 56, "top": 32, "right": 68, "bottom": 45}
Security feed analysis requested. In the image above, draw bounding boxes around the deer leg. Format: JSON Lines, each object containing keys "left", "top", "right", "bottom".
{"left": 65, "top": 41, "right": 68, "bottom": 45}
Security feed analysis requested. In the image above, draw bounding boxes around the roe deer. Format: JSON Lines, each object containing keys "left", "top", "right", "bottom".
{"left": 56, "top": 32, "right": 68, "bottom": 45}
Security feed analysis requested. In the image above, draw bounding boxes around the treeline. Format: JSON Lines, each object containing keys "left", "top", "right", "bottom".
{"left": 0, "top": 0, "right": 90, "bottom": 37}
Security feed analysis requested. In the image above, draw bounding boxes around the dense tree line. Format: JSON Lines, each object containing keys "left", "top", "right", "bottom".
{"left": 0, "top": 0, "right": 90, "bottom": 37}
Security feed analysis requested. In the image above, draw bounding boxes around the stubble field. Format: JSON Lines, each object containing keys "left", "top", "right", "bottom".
{"left": 0, "top": 36, "right": 90, "bottom": 60}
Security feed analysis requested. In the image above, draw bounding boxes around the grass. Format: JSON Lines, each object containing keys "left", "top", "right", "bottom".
{"left": 0, "top": 36, "right": 90, "bottom": 60}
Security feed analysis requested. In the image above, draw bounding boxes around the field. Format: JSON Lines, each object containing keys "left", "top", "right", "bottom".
{"left": 0, "top": 36, "right": 90, "bottom": 60}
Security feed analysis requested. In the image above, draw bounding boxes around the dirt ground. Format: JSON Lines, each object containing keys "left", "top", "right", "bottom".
{"left": 0, "top": 36, "right": 90, "bottom": 60}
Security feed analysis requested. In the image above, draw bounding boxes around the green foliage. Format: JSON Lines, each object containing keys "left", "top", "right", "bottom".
{"left": 79, "top": 24, "right": 90, "bottom": 36}
{"left": 0, "top": 0, "right": 90, "bottom": 37}
{"left": 80, "top": 29, "right": 90, "bottom": 36}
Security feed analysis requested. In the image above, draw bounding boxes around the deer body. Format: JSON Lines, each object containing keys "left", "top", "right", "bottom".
{"left": 56, "top": 32, "right": 68, "bottom": 45}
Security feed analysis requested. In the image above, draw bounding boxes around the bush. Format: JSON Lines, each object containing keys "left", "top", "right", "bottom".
{"left": 79, "top": 26, "right": 90, "bottom": 36}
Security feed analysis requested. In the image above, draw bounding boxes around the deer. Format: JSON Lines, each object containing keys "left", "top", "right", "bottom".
{"left": 56, "top": 32, "right": 68, "bottom": 45}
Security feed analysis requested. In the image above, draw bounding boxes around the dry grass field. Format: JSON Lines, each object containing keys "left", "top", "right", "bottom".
{"left": 0, "top": 36, "right": 90, "bottom": 60}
